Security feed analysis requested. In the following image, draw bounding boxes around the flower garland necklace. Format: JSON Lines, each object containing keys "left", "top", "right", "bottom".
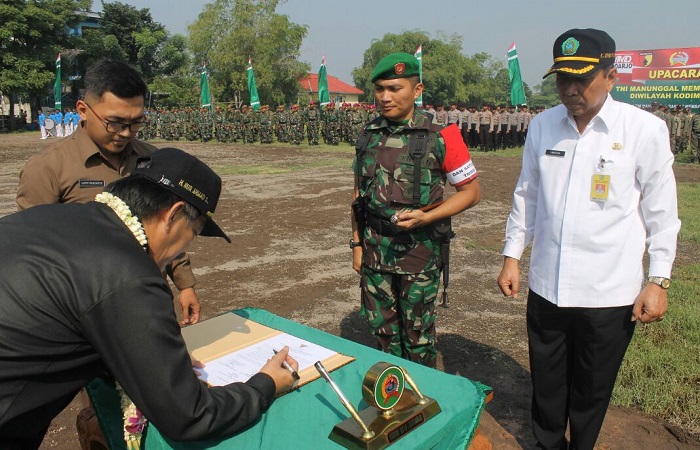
{"left": 95, "top": 192, "right": 147, "bottom": 248}
{"left": 95, "top": 192, "right": 148, "bottom": 448}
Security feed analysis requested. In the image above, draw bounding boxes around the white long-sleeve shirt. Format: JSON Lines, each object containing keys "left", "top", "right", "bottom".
{"left": 503, "top": 95, "right": 681, "bottom": 307}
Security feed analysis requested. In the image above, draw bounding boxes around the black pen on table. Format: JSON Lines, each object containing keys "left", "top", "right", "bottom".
{"left": 273, "top": 348, "right": 300, "bottom": 380}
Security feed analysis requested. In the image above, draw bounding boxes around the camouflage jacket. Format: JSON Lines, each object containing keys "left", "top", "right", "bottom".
{"left": 354, "top": 109, "right": 448, "bottom": 274}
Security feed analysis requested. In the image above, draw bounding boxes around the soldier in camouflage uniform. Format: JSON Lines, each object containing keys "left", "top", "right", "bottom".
{"left": 276, "top": 105, "right": 289, "bottom": 142}
{"left": 680, "top": 107, "right": 692, "bottom": 154}
{"left": 229, "top": 105, "right": 242, "bottom": 142}
{"left": 306, "top": 102, "right": 320, "bottom": 145}
{"left": 259, "top": 105, "right": 273, "bottom": 144}
{"left": 213, "top": 106, "right": 227, "bottom": 143}
{"left": 351, "top": 53, "right": 481, "bottom": 367}
{"left": 348, "top": 103, "right": 364, "bottom": 145}
{"left": 240, "top": 105, "right": 255, "bottom": 143}
{"left": 690, "top": 107, "right": 700, "bottom": 163}
{"left": 288, "top": 104, "right": 303, "bottom": 145}
{"left": 200, "top": 107, "right": 214, "bottom": 142}
{"left": 325, "top": 102, "right": 340, "bottom": 145}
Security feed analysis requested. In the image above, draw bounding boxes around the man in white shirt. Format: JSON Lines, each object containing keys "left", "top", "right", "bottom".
{"left": 497, "top": 29, "right": 680, "bottom": 450}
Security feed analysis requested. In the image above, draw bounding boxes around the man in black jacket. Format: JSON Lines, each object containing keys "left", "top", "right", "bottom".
{"left": 0, "top": 148, "right": 297, "bottom": 449}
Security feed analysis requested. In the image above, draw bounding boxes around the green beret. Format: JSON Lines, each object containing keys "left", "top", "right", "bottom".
{"left": 370, "top": 53, "right": 420, "bottom": 83}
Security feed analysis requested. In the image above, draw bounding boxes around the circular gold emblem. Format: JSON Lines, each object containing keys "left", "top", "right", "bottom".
{"left": 363, "top": 362, "right": 405, "bottom": 410}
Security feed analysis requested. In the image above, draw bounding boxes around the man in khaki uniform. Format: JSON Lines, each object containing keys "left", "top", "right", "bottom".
{"left": 16, "top": 59, "right": 202, "bottom": 325}
{"left": 477, "top": 103, "right": 493, "bottom": 151}
{"left": 518, "top": 105, "right": 531, "bottom": 146}
{"left": 506, "top": 105, "right": 520, "bottom": 147}
{"left": 447, "top": 103, "right": 460, "bottom": 127}
{"left": 495, "top": 104, "right": 509, "bottom": 149}
{"left": 459, "top": 104, "right": 471, "bottom": 146}
{"left": 435, "top": 104, "right": 448, "bottom": 126}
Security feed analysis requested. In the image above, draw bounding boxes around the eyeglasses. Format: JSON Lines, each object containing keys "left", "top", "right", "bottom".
{"left": 84, "top": 102, "right": 147, "bottom": 133}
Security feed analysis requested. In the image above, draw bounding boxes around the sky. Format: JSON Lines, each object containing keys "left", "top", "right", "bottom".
{"left": 93, "top": 0, "right": 698, "bottom": 90}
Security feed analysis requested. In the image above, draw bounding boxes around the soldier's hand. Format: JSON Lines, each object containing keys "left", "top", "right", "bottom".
{"left": 394, "top": 209, "right": 429, "bottom": 230}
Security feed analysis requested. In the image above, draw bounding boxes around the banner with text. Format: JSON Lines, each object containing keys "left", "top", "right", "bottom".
{"left": 612, "top": 47, "right": 700, "bottom": 108}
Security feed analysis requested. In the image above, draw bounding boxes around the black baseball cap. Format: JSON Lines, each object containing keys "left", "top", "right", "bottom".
{"left": 132, "top": 148, "right": 231, "bottom": 243}
{"left": 543, "top": 28, "right": 616, "bottom": 79}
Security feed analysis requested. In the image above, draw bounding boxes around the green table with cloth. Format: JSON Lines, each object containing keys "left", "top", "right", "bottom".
{"left": 88, "top": 308, "right": 489, "bottom": 449}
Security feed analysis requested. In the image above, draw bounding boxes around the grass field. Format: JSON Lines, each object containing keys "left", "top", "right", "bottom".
{"left": 612, "top": 182, "right": 700, "bottom": 436}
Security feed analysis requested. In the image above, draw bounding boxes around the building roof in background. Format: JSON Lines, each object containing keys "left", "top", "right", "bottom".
{"left": 299, "top": 73, "right": 363, "bottom": 95}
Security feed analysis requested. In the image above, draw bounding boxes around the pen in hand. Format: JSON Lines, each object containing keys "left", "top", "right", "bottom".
{"left": 273, "top": 348, "right": 300, "bottom": 380}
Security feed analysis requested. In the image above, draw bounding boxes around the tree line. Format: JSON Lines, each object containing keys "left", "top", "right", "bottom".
{"left": 0, "top": 0, "right": 558, "bottom": 130}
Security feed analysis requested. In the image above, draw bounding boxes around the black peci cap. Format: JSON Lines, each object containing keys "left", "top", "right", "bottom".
{"left": 131, "top": 148, "right": 231, "bottom": 243}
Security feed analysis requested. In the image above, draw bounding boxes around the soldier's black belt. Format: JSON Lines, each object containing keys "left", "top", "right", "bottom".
{"left": 366, "top": 214, "right": 406, "bottom": 237}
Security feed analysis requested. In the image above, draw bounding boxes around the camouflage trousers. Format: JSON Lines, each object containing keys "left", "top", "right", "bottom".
{"left": 360, "top": 268, "right": 440, "bottom": 368}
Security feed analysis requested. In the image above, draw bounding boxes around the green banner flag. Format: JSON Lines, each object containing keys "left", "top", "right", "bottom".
{"left": 247, "top": 57, "right": 260, "bottom": 111}
{"left": 507, "top": 42, "right": 527, "bottom": 106}
{"left": 414, "top": 44, "right": 423, "bottom": 107}
{"left": 54, "top": 53, "right": 62, "bottom": 109}
{"left": 318, "top": 55, "right": 330, "bottom": 109}
{"left": 200, "top": 64, "right": 212, "bottom": 110}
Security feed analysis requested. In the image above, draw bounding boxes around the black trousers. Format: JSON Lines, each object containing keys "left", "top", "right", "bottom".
{"left": 497, "top": 125, "right": 508, "bottom": 148}
{"left": 468, "top": 125, "right": 478, "bottom": 148}
{"left": 519, "top": 127, "right": 528, "bottom": 146}
{"left": 461, "top": 124, "right": 470, "bottom": 147}
{"left": 507, "top": 125, "right": 519, "bottom": 147}
{"left": 527, "top": 290, "right": 635, "bottom": 450}
{"left": 479, "top": 125, "right": 491, "bottom": 150}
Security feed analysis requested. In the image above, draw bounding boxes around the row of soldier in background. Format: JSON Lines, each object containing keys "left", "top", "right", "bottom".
{"left": 138, "top": 102, "right": 379, "bottom": 146}
{"left": 649, "top": 103, "right": 698, "bottom": 160}
{"left": 137, "top": 100, "right": 543, "bottom": 152}
{"left": 424, "top": 103, "right": 543, "bottom": 152}
{"left": 31, "top": 100, "right": 700, "bottom": 161}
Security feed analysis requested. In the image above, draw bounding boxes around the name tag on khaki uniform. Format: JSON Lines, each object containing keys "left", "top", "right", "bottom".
{"left": 79, "top": 180, "right": 105, "bottom": 188}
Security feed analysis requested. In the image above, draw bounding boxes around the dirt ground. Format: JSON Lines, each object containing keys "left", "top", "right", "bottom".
{"left": 1, "top": 132, "right": 698, "bottom": 449}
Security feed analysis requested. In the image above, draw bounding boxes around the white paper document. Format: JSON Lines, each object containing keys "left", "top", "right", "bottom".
{"left": 194, "top": 332, "right": 337, "bottom": 386}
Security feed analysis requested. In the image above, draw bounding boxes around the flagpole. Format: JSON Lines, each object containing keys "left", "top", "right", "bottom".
{"left": 414, "top": 45, "right": 423, "bottom": 107}
{"left": 54, "top": 53, "right": 62, "bottom": 110}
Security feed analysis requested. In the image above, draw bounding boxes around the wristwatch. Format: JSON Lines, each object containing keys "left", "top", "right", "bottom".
{"left": 648, "top": 276, "right": 671, "bottom": 289}
{"left": 349, "top": 239, "right": 362, "bottom": 249}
